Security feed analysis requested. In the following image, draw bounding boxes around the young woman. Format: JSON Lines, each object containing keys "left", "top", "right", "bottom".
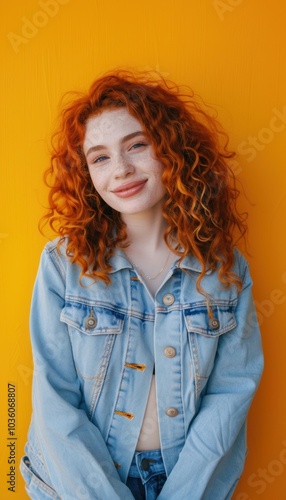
{"left": 21, "top": 71, "right": 263, "bottom": 499}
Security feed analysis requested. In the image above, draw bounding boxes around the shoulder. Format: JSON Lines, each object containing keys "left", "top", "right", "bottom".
{"left": 232, "top": 248, "right": 252, "bottom": 287}
{"left": 200, "top": 248, "right": 253, "bottom": 298}
{"left": 40, "top": 237, "right": 75, "bottom": 283}
{"left": 43, "top": 237, "right": 68, "bottom": 263}
{"left": 44, "top": 236, "right": 68, "bottom": 255}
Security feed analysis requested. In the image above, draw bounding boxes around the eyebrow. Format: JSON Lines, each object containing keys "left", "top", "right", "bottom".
{"left": 85, "top": 131, "right": 146, "bottom": 158}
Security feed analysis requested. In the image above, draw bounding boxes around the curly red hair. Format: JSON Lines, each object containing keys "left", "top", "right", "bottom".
{"left": 42, "top": 70, "right": 246, "bottom": 290}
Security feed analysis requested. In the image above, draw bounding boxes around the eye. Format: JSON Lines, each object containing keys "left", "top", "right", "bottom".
{"left": 92, "top": 154, "right": 109, "bottom": 164}
{"left": 129, "top": 142, "right": 148, "bottom": 151}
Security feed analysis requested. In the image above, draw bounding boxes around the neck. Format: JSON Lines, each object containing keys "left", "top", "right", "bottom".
{"left": 122, "top": 206, "right": 167, "bottom": 251}
{"left": 122, "top": 206, "right": 167, "bottom": 252}
{"left": 121, "top": 206, "right": 177, "bottom": 296}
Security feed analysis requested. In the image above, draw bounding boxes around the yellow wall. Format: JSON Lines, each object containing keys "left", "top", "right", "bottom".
{"left": 1, "top": 1, "right": 286, "bottom": 498}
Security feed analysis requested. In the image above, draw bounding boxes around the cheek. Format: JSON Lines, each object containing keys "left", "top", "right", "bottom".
{"left": 153, "top": 163, "right": 165, "bottom": 184}
{"left": 88, "top": 171, "right": 105, "bottom": 193}
{"left": 153, "top": 158, "right": 164, "bottom": 174}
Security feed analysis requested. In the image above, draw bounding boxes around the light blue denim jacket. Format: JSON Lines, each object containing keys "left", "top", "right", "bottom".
{"left": 21, "top": 238, "right": 263, "bottom": 499}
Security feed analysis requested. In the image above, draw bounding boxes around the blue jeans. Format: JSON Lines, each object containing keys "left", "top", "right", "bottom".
{"left": 126, "top": 450, "right": 167, "bottom": 500}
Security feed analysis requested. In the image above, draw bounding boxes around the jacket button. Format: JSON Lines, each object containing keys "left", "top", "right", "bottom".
{"left": 162, "top": 293, "right": 175, "bottom": 306}
{"left": 166, "top": 407, "right": 179, "bottom": 417}
{"left": 164, "top": 346, "right": 176, "bottom": 358}
{"left": 85, "top": 311, "right": 97, "bottom": 329}
{"left": 210, "top": 318, "right": 220, "bottom": 330}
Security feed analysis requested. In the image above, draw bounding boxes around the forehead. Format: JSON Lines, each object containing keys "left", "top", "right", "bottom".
{"left": 83, "top": 108, "right": 143, "bottom": 149}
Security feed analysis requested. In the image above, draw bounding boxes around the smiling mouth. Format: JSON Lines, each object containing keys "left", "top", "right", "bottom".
{"left": 112, "top": 180, "right": 147, "bottom": 197}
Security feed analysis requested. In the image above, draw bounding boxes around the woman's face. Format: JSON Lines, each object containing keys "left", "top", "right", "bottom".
{"left": 83, "top": 108, "right": 166, "bottom": 217}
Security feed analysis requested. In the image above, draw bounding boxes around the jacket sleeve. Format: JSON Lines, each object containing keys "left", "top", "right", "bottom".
{"left": 158, "top": 260, "right": 264, "bottom": 500}
{"left": 29, "top": 246, "right": 134, "bottom": 500}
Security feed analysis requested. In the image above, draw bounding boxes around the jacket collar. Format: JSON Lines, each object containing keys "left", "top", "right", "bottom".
{"left": 175, "top": 254, "right": 212, "bottom": 274}
{"left": 109, "top": 249, "right": 133, "bottom": 273}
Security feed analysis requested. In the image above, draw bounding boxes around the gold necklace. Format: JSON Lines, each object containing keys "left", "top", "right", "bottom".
{"left": 130, "top": 251, "right": 171, "bottom": 281}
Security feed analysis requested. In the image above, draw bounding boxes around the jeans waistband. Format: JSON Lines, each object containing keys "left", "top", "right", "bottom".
{"left": 128, "top": 449, "right": 165, "bottom": 484}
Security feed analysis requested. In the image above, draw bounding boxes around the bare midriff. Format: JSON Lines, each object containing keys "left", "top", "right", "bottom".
{"left": 136, "top": 375, "right": 161, "bottom": 451}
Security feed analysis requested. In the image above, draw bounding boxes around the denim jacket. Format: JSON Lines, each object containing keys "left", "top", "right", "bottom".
{"left": 21, "top": 238, "right": 263, "bottom": 499}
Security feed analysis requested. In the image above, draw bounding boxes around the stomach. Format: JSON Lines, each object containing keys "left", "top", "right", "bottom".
{"left": 136, "top": 375, "right": 161, "bottom": 451}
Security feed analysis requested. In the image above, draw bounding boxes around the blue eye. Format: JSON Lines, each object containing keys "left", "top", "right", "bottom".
{"left": 130, "top": 142, "right": 147, "bottom": 150}
{"left": 93, "top": 155, "right": 109, "bottom": 164}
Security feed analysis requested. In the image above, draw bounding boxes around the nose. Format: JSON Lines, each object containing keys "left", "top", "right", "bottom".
{"left": 114, "top": 154, "right": 135, "bottom": 179}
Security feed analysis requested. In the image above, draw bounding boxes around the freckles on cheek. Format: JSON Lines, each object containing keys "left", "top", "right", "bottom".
{"left": 88, "top": 176, "right": 101, "bottom": 194}
{"left": 90, "top": 174, "right": 108, "bottom": 197}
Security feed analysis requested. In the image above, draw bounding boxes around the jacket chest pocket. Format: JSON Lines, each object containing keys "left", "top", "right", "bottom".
{"left": 183, "top": 301, "right": 237, "bottom": 398}
{"left": 60, "top": 303, "right": 125, "bottom": 380}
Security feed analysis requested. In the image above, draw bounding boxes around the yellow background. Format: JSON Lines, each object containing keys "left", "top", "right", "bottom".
{"left": 1, "top": 0, "right": 286, "bottom": 498}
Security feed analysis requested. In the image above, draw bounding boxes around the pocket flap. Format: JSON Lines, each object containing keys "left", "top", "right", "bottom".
{"left": 184, "top": 301, "right": 237, "bottom": 337}
{"left": 60, "top": 302, "right": 125, "bottom": 335}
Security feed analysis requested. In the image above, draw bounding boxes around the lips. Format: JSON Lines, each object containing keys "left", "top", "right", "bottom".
{"left": 112, "top": 179, "right": 147, "bottom": 198}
